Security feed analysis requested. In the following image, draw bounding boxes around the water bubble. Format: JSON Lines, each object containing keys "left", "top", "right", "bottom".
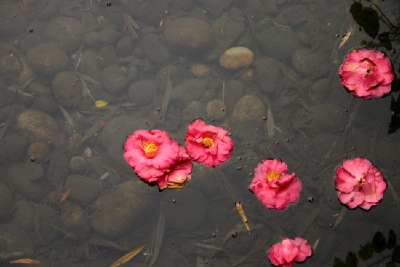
{"left": 231, "top": 232, "right": 238, "bottom": 238}
{"left": 308, "top": 196, "right": 314, "bottom": 203}
{"left": 172, "top": 198, "right": 176, "bottom": 203}
{"left": 106, "top": 1, "right": 111, "bottom": 6}
{"left": 30, "top": 157, "right": 35, "bottom": 162}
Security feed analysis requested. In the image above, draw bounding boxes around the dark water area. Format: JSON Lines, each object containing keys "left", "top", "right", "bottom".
{"left": 0, "top": 0, "right": 399, "bottom": 266}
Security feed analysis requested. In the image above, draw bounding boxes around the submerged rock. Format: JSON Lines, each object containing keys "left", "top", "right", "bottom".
{"left": 51, "top": 71, "right": 83, "bottom": 108}
{"left": 292, "top": 49, "right": 329, "bottom": 77}
{"left": 257, "top": 25, "right": 299, "bottom": 61}
{"left": 100, "top": 66, "right": 128, "bottom": 94}
{"left": 219, "top": 47, "right": 253, "bottom": 70}
{"left": 206, "top": 99, "right": 227, "bottom": 121}
{"left": 8, "top": 162, "right": 49, "bottom": 202}
{"left": 65, "top": 175, "right": 100, "bottom": 204}
{"left": 90, "top": 181, "right": 153, "bottom": 239}
{"left": 0, "top": 225, "right": 34, "bottom": 261}
{"left": 61, "top": 203, "right": 91, "bottom": 240}
{"left": 43, "top": 17, "right": 84, "bottom": 53}
{"left": 17, "top": 109, "right": 59, "bottom": 144}
{"left": 120, "top": 0, "right": 168, "bottom": 24}
{"left": 27, "top": 43, "right": 69, "bottom": 77}
{"left": 163, "top": 17, "right": 215, "bottom": 55}
{"left": 231, "top": 94, "right": 266, "bottom": 122}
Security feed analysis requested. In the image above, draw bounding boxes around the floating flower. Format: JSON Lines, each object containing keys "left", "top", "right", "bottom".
{"left": 338, "top": 48, "right": 394, "bottom": 99}
{"left": 157, "top": 146, "right": 193, "bottom": 190}
{"left": 249, "top": 159, "right": 302, "bottom": 210}
{"left": 123, "top": 129, "right": 180, "bottom": 183}
{"left": 334, "top": 157, "right": 386, "bottom": 210}
{"left": 185, "top": 118, "right": 234, "bottom": 167}
{"left": 268, "top": 237, "right": 313, "bottom": 267}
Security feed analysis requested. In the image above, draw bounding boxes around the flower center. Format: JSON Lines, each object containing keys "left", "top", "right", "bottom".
{"left": 357, "top": 177, "right": 366, "bottom": 187}
{"left": 361, "top": 58, "right": 375, "bottom": 77}
{"left": 266, "top": 171, "right": 280, "bottom": 181}
{"left": 202, "top": 137, "right": 214, "bottom": 148}
{"left": 143, "top": 141, "right": 158, "bottom": 158}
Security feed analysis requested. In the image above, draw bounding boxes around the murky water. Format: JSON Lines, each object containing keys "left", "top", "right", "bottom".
{"left": 0, "top": 0, "right": 399, "bottom": 266}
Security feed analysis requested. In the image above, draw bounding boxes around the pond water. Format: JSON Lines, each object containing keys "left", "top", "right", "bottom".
{"left": 0, "top": 0, "right": 399, "bottom": 266}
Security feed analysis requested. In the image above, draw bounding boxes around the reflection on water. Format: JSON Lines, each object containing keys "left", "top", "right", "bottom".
{"left": 0, "top": 0, "right": 399, "bottom": 266}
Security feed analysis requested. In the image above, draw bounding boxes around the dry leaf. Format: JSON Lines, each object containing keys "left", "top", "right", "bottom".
{"left": 110, "top": 245, "right": 145, "bottom": 267}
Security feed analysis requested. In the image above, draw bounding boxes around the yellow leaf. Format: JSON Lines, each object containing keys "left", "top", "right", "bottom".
{"left": 110, "top": 245, "right": 145, "bottom": 267}
{"left": 95, "top": 100, "right": 108, "bottom": 108}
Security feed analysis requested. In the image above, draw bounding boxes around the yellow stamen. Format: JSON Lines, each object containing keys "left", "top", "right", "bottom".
{"left": 142, "top": 141, "right": 158, "bottom": 158}
{"left": 266, "top": 171, "right": 280, "bottom": 181}
{"left": 202, "top": 137, "right": 214, "bottom": 148}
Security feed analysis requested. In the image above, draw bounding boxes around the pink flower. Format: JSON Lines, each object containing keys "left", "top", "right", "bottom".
{"left": 334, "top": 157, "right": 386, "bottom": 210}
{"left": 268, "top": 237, "right": 312, "bottom": 267}
{"left": 157, "top": 146, "right": 193, "bottom": 190}
{"left": 185, "top": 118, "right": 234, "bottom": 167}
{"left": 123, "top": 129, "right": 193, "bottom": 190}
{"left": 338, "top": 48, "right": 394, "bottom": 99}
{"left": 249, "top": 159, "right": 302, "bottom": 210}
{"left": 123, "top": 129, "right": 180, "bottom": 182}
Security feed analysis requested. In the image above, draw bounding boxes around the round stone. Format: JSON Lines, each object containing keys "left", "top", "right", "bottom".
{"left": 65, "top": 175, "right": 100, "bottom": 204}
{"left": 163, "top": 17, "right": 215, "bottom": 55}
{"left": 27, "top": 43, "right": 69, "bottom": 76}
{"left": 219, "top": 47, "right": 254, "bottom": 70}
{"left": 191, "top": 63, "right": 211, "bottom": 78}
{"left": 27, "top": 142, "right": 50, "bottom": 162}
{"left": 51, "top": 71, "right": 83, "bottom": 108}
{"left": 206, "top": 99, "right": 227, "bottom": 121}
{"left": 90, "top": 181, "right": 152, "bottom": 238}
{"left": 120, "top": 0, "right": 168, "bottom": 25}
{"left": 17, "top": 109, "right": 59, "bottom": 144}
{"left": 43, "top": 17, "right": 84, "bottom": 53}
{"left": 231, "top": 95, "right": 266, "bottom": 122}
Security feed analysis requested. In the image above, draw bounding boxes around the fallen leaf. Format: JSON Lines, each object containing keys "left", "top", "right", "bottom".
{"left": 10, "top": 258, "right": 41, "bottom": 264}
{"left": 235, "top": 201, "right": 250, "bottom": 234}
{"left": 110, "top": 245, "right": 145, "bottom": 267}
